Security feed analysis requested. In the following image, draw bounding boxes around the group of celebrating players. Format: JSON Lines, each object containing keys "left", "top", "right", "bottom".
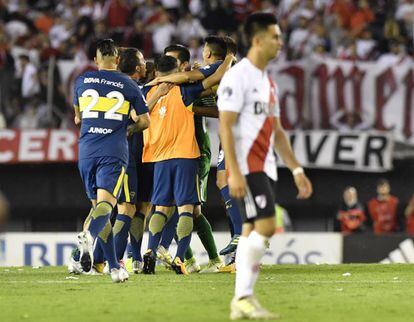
{"left": 69, "top": 12, "right": 312, "bottom": 320}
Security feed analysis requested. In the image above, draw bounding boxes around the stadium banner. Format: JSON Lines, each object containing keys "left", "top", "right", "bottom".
{"left": 343, "top": 234, "right": 414, "bottom": 263}
{"left": 0, "top": 129, "right": 79, "bottom": 163}
{"left": 284, "top": 130, "right": 394, "bottom": 172}
{"left": 0, "top": 232, "right": 342, "bottom": 266}
{"left": 267, "top": 56, "right": 414, "bottom": 144}
{"left": 0, "top": 129, "right": 392, "bottom": 172}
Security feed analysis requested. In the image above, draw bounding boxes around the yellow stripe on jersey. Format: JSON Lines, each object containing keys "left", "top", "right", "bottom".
{"left": 113, "top": 166, "right": 126, "bottom": 197}
{"left": 79, "top": 96, "right": 130, "bottom": 115}
{"left": 195, "top": 174, "right": 201, "bottom": 202}
{"left": 123, "top": 174, "right": 130, "bottom": 203}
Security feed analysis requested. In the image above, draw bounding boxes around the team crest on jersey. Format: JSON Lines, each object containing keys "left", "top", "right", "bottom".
{"left": 159, "top": 106, "right": 167, "bottom": 118}
{"left": 255, "top": 195, "right": 267, "bottom": 209}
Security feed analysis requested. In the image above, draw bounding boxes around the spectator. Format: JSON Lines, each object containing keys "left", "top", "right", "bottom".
{"left": 176, "top": 11, "right": 207, "bottom": 45}
{"left": 335, "top": 186, "right": 367, "bottom": 234}
{"left": 350, "top": 0, "right": 374, "bottom": 37}
{"left": 107, "top": 0, "right": 131, "bottom": 29}
{"left": 367, "top": 179, "right": 402, "bottom": 234}
{"left": 404, "top": 194, "right": 414, "bottom": 235}
{"left": 151, "top": 10, "right": 175, "bottom": 55}
{"left": 288, "top": 13, "right": 312, "bottom": 59}
{"left": 377, "top": 39, "right": 410, "bottom": 66}
{"left": 19, "top": 54, "right": 40, "bottom": 101}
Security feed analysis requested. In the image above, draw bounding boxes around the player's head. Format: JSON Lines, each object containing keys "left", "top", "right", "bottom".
{"left": 244, "top": 12, "right": 283, "bottom": 60}
{"left": 203, "top": 35, "right": 227, "bottom": 64}
{"left": 164, "top": 44, "right": 190, "bottom": 72}
{"left": 95, "top": 38, "right": 119, "bottom": 69}
{"left": 222, "top": 36, "right": 238, "bottom": 56}
{"left": 377, "top": 178, "right": 391, "bottom": 197}
{"left": 118, "top": 47, "right": 146, "bottom": 79}
{"left": 343, "top": 186, "right": 358, "bottom": 207}
{"left": 154, "top": 55, "right": 178, "bottom": 76}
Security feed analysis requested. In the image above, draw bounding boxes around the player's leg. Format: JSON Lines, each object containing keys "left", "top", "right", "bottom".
{"left": 217, "top": 151, "right": 243, "bottom": 256}
{"left": 114, "top": 168, "right": 137, "bottom": 263}
{"left": 157, "top": 207, "right": 177, "bottom": 267}
{"left": 143, "top": 160, "right": 175, "bottom": 274}
{"left": 78, "top": 157, "right": 128, "bottom": 282}
{"left": 231, "top": 173, "right": 279, "bottom": 320}
{"left": 170, "top": 158, "right": 199, "bottom": 275}
{"left": 129, "top": 162, "right": 153, "bottom": 271}
{"left": 192, "top": 154, "right": 223, "bottom": 273}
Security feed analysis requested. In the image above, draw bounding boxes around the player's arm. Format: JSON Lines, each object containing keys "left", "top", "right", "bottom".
{"left": 148, "top": 69, "right": 204, "bottom": 86}
{"left": 273, "top": 118, "right": 313, "bottom": 199}
{"left": 146, "top": 83, "right": 174, "bottom": 112}
{"left": 73, "top": 105, "right": 81, "bottom": 126}
{"left": 219, "top": 111, "right": 246, "bottom": 198}
{"left": 201, "top": 54, "right": 234, "bottom": 90}
{"left": 193, "top": 105, "right": 218, "bottom": 118}
{"left": 131, "top": 109, "right": 150, "bottom": 132}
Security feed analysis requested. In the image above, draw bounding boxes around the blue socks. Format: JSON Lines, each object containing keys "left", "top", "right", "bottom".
{"left": 175, "top": 212, "right": 193, "bottom": 261}
{"left": 113, "top": 214, "right": 132, "bottom": 260}
{"left": 160, "top": 210, "right": 179, "bottom": 250}
{"left": 220, "top": 186, "right": 243, "bottom": 235}
{"left": 129, "top": 212, "right": 145, "bottom": 261}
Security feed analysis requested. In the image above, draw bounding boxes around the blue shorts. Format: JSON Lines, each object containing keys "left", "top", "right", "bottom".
{"left": 78, "top": 156, "right": 126, "bottom": 200}
{"left": 118, "top": 163, "right": 138, "bottom": 204}
{"left": 137, "top": 161, "right": 154, "bottom": 203}
{"left": 152, "top": 158, "right": 200, "bottom": 207}
{"left": 217, "top": 147, "right": 225, "bottom": 171}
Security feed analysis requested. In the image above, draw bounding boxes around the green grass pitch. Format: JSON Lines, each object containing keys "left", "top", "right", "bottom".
{"left": 0, "top": 264, "right": 413, "bottom": 322}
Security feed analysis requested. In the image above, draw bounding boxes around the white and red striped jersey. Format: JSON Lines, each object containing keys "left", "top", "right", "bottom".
{"left": 217, "top": 58, "right": 280, "bottom": 181}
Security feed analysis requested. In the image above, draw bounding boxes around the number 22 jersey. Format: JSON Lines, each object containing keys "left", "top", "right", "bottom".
{"left": 73, "top": 70, "right": 148, "bottom": 164}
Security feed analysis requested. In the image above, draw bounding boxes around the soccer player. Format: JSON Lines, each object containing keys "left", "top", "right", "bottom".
{"left": 150, "top": 38, "right": 235, "bottom": 273}
{"left": 141, "top": 55, "right": 227, "bottom": 275}
{"left": 218, "top": 13, "right": 313, "bottom": 319}
{"left": 73, "top": 39, "right": 150, "bottom": 283}
{"left": 114, "top": 48, "right": 173, "bottom": 273}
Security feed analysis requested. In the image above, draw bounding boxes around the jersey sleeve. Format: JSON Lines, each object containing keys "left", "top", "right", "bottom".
{"left": 198, "top": 61, "right": 222, "bottom": 78}
{"left": 131, "top": 85, "right": 149, "bottom": 115}
{"left": 72, "top": 76, "right": 82, "bottom": 107}
{"left": 217, "top": 70, "right": 244, "bottom": 113}
{"left": 180, "top": 82, "right": 204, "bottom": 107}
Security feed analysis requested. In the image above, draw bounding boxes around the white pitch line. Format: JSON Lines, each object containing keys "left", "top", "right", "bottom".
{"left": 0, "top": 280, "right": 410, "bottom": 284}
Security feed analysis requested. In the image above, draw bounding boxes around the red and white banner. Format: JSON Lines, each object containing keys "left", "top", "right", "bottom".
{"left": 267, "top": 56, "right": 414, "bottom": 144}
{"left": 0, "top": 129, "right": 78, "bottom": 163}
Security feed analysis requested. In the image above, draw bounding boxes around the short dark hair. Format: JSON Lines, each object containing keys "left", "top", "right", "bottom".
{"left": 118, "top": 47, "right": 140, "bottom": 76}
{"left": 164, "top": 44, "right": 190, "bottom": 63}
{"left": 222, "top": 36, "right": 237, "bottom": 55}
{"left": 204, "top": 35, "right": 227, "bottom": 60}
{"left": 154, "top": 55, "right": 178, "bottom": 73}
{"left": 244, "top": 12, "right": 278, "bottom": 45}
{"left": 96, "top": 38, "right": 118, "bottom": 57}
{"left": 377, "top": 178, "right": 390, "bottom": 186}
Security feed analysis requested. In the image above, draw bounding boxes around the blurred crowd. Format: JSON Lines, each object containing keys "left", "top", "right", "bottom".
{"left": 335, "top": 179, "right": 414, "bottom": 235}
{"left": 1, "top": 0, "right": 414, "bottom": 129}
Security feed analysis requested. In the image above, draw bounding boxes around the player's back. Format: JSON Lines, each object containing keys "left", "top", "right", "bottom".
{"left": 74, "top": 69, "right": 142, "bottom": 164}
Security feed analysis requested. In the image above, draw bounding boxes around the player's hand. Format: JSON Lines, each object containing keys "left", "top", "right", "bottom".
{"left": 192, "top": 61, "right": 201, "bottom": 70}
{"left": 228, "top": 171, "right": 247, "bottom": 199}
{"left": 294, "top": 173, "right": 313, "bottom": 199}
{"left": 156, "top": 82, "right": 174, "bottom": 97}
{"left": 127, "top": 124, "right": 137, "bottom": 136}
{"left": 74, "top": 116, "right": 81, "bottom": 126}
{"left": 147, "top": 77, "right": 161, "bottom": 86}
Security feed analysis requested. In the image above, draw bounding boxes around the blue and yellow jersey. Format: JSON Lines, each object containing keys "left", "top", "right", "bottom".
{"left": 73, "top": 70, "right": 148, "bottom": 164}
{"left": 198, "top": 61, "right": 222, "bottom": 78}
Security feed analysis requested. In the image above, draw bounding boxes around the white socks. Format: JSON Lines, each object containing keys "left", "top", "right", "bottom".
{"left": 235, "top": 231, "right": 268, "bottom": 299}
